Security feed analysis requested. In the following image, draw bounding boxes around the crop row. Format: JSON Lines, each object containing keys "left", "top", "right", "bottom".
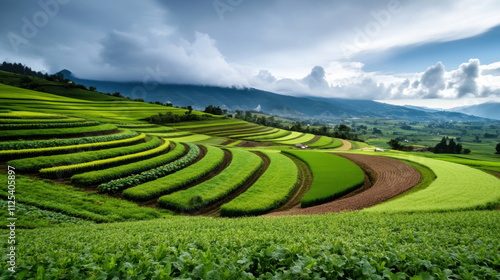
{"left": 0, "top": 123, "right": 117, "bottom": 141}
{"left": 220, "top": 151, "right": 298, "bottom": 217}
{"left": 158, "top": 149, "right": 262, "bottom": 212}
{"left": 283, "top": 150, "right": 364, "bottom": 207}
{"left": 228, "top": 128, "right": 279, "bottom": 138}
{"left": 0, "top": 133, "right": 146, "bottom": 161}
{"left": 277, "top": 133, "right": 316, "bottom": 145}
{"left": 72, "top": 142, "right": 186, "bottom": 186}
{"left": 123, "top": 145, "right": 225, "bottom": 200}
{"left": 0, "top": 174, "right": 164, "bottom": 223}
{"left": 0, "top": 121, "right": 101, "bottom": 130}
{"left": 319, "top": 138, "right": 344, "bottom": 149}
{"left": 99, "top": 143, "right": 199, "bottom": 193}
{"left": 0, "top": 130, "right": 137, "bottom": 150}
{"left": 0, "top": 111, "right": 66, "bottom": 119}
{"left": 209, "top": 125, "right": 270, "bottom": 137}
{"left": 39, "top": 137, "right": 166, "bottom": 178}
{"left": 249, "top": 129, "right": 292, "bottom": 141}
{"left": 0, "top": 117, "right": 85, "bottom": 124}
{"left": 272, "top": 131, "right": 304, "bottom": 141}
{"left": 307, "top": 136, "right": 334, "bottom": 147}
{"left": 8, "top": 136, "right": 157, "bottom": 172}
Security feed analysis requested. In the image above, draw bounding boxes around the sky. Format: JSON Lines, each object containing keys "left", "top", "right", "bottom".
{"left": 1, "top": 0, "right": 500, "bottom": 108}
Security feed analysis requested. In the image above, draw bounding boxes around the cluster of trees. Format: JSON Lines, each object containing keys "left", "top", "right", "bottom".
{"left": 233, "top": 110, "right": 362, "bottom": 141}
{"left": 0, "top": 62, "right": 46, "bottom": 79}
{"left": 432, "top": 137, "right": 470, "bottom": 154}
{"left": 148, "top": 110, "right": 213, "bottom": 124}
{"left": 387, "top": 139, "right": 414, "bottom": 151}
{"left": 204, "top": 105, "right": 226, "bottom": 116}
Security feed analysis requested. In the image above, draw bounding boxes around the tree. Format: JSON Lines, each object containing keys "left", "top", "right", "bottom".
{"left": 388, "top": 139, "right": 401, "bottom": 150}
{"left": 496, "top": 143, "right": 500, "bottom": 154}
{"left": 434, "top": 137, "right": 448, "bottom": 153}
{"left": 448, "top": 138, "right": 457, "bottom": 154}
{"left": 463, "top": 148, "right": 471, "bottom": 154}
{"left": 89, "top": 86, "right": 97, "bottom": 92}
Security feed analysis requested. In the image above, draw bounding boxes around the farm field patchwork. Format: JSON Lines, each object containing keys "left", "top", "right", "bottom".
{"left": 0, "top": 79, "right": 499, "bottom": 279}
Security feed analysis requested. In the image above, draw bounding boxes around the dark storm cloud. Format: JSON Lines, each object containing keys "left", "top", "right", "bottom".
{"left": 1, "top": 1, "right": 499, "bottom": 100}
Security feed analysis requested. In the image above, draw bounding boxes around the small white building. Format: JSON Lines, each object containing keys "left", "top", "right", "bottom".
{"left": 295, "top": 143, "right": 309, "bottom": 149}
{"left": 374, "top": 148, "right": 385, "bottom": 152}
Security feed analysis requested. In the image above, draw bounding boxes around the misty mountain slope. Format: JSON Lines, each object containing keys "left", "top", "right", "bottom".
{"left": 61, "top": 70, "right": 489, "bottom": 122}
{"left": 449, "top": 102, "right": 500, "bottom": 120}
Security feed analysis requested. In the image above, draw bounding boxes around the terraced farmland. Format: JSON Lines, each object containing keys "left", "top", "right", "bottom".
{"left": 1, "top": 80, "right": 499, "bottom": 279}
{"left": 158, "top": 148, "right": 263, "bottom": 212}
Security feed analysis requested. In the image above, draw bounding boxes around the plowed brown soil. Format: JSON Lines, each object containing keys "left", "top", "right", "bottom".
{"left": 268, "top": 153, "right": 421, "bottom": 216}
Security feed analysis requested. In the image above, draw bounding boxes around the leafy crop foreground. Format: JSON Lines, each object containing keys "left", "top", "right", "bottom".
{"left": 5, "top": 211, "right": 499, "bottom": 279}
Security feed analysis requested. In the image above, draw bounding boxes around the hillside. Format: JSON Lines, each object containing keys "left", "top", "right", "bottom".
{"left": 60, "top": 70, "right": 490, "bottom": 122}
{"left": 449, "top": 101, "right": 500, "bottom": 120}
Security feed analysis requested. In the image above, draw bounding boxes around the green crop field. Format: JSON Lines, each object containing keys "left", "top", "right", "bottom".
{"left": 284, "top": 150, "right": 365, "bottom": 207}
{"left": 158, "top": 148, "right": 262, "bottom": 211}
{"left": 5, "top": 211, "right": 499, "bottom": 279}
{"left": 365, "top": 154, "right": 500, "bottom": 212}
{"left": 277, "top": 133, "right": 316, "bottom": 145}
{"left": 0, "top": 77, "right": 499, "bottom": 279}
{"left": 220, "top": 151, "right": 298, "bottom": 216}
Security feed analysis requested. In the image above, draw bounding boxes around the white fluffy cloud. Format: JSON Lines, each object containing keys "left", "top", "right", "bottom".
{"left": 249, "top": 59, "right": 500, "bottom": 100}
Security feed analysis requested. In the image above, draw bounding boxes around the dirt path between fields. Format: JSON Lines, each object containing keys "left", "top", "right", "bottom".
{"left": 196, "top": 151, "right": 271, "bottom": 217}
{"left": 267, "top": 153, "right": 421, "bottom": 216}
{"left": 335, "top": 139, "right": 352, "bottom": 151}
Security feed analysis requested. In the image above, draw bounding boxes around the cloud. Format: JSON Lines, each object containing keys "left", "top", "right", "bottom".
{"left": 452, "top": 59, "right": 480, "bottom": 98}
{"left": 419, "top": 62, "right": 446, "bottom": 98}
{"left": 249, "top": 59, "right": 500, "bottom": 100}
{"left": 302, "top": 66, "right": 329, "bottom": 90}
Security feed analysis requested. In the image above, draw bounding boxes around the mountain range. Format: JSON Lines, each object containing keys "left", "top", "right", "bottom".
{"left": 60, "top": 70, "right": 492, "bottom": 122}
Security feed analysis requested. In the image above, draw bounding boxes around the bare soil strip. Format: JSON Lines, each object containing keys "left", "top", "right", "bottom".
{"left": 221, "top": 139, "right": 236, "bottom": 146}
{"left": 268, "top": 153, "right": 314, "bottom": 212}
{"left": 304, "top": 135, "right": 321, "bottom": 145}
{"left": 268, "top": 153, "right": 421, "bottom": 216}
{"left": 196, "top": 151, "right": 271, "bottom": 217}
{"left": 335, "top": 139, "right": 352, "bottom": 151}
{"left": 237, "top": 141, "right": 271, "bottom": 147}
